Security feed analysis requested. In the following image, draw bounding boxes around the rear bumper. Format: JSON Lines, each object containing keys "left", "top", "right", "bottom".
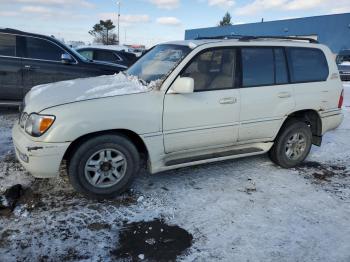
{"left": 12, "top": 123, "right": 70, "bottom": 178}
{"left": 320, "top": 109, "right": 344, "bottom": 135}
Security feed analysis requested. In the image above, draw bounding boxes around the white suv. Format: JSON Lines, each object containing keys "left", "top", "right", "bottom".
{"left": 12, "top": 37, "right": 344, "bottom": 198}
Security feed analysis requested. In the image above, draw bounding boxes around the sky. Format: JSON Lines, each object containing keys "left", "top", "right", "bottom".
{"left": 0, "top": 0, "right": 349, "bottom": 47}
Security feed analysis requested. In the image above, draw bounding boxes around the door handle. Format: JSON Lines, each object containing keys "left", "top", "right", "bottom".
{"left": 24, "top": 65, "right": 40, "bottom": 71}
{"left": 219, "top": 97, "right": 237, "bottom": 104}
{"left": 278, "top": 92, "right": 291, "bottom": 98}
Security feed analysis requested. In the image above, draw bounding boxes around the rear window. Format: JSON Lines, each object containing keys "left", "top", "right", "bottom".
{"left": 242, "top": 48, "right": 274, "bottom": 87}
{"left": 0, "top": 34, "right": 16, "bottom": 57}
{"left": 287, "top": 47, "right": 328, "bottom": 83}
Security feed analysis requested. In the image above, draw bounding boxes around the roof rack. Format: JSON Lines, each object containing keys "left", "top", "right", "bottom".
{"left": 195, "top": 35, "right": 318, "bottom": 43}
{"left": 195, "top": 35, "right": 245, "bottom": 40}
{"left": 239, "top": 35, "right": 318, "bottom": 43}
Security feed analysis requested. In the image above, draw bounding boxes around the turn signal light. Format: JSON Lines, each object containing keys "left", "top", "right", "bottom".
{"left": 39, "top": 117, "right": 55, "bottom": 134}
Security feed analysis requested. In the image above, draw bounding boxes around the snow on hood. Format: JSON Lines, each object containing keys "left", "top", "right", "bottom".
{"left": 25, "top": 73, "right": 154, "bottom": 112}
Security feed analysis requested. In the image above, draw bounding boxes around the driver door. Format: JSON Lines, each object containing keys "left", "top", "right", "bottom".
{"left": 163, "top": 47, "right": 240, "bottom": 153}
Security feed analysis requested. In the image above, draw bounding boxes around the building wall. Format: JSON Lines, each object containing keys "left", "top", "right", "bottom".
{"left": 185, "top": 13, "right": 350, "bottom": 54}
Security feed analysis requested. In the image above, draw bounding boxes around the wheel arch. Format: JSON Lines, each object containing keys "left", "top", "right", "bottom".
{"left": 63, "top": 129, "right": 150, "bottom": 166}
{"left": 279, "top": 109, "right": 322, "bottom": 146}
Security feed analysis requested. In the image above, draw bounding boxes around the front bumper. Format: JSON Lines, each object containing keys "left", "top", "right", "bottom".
{"left": 340, "top": 73, "right": 350, "bottom": 81}
{"left": 12, "top": 123, "right": 70, "bottom": 178}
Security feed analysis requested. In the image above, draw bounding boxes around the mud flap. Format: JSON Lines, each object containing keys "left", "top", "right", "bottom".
{"left": 312, "top": 135, "right": 322, "bottom": 146}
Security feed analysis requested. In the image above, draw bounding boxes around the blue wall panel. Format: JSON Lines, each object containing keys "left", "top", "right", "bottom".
{"left": 185, "top": 13, "right": 350, "bottom": 53}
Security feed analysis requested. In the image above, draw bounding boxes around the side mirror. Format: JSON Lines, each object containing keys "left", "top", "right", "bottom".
{"left": 171, "top": 77, "right": 194, "bottom": 94}
{"left": 61, "top": 53, "right": 74, "bottom": 64}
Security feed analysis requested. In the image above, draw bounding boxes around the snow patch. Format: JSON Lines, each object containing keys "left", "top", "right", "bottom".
{"left": 72, "top": 73, "right": 151, "bottom": 101}
{"left": 188, "top": 42, "right": 198, "bottom": 49}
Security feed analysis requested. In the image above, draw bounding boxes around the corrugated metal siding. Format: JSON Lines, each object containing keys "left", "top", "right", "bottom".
{"left": 185, "top": 13, "right": 350, "bottom": 53}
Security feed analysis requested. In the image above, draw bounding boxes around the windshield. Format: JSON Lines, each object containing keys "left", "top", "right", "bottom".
{"left": 336, "top": 54, "right": 350, "bottom": 65}
{"left": 70, "top": 47, "right": 90, "bottom": 62}
{"left": 127, "top": 44, "right": 191, "bottom": 83}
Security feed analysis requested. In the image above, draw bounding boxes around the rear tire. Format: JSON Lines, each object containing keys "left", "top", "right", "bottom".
{"left": 269, "top": 120, "right": 312, "bottom": 168}
{"left": 68, "top": 134, "right": 140, "bottom": 199}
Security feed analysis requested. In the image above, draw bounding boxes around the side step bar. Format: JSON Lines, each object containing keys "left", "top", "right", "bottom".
{"left": 165, "top": 147, "right": 263, "bottom": 166}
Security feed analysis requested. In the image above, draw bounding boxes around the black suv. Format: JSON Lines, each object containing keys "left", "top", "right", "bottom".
{"left": 76, "top": 47, "right": 138, "bottom": 67}
{"left": 0, "top": 28, "right": 127, "bottom": 105}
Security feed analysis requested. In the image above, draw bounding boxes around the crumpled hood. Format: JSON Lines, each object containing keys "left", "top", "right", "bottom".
{"left": 25, "top": 73, "right": 152, "bottom": 112}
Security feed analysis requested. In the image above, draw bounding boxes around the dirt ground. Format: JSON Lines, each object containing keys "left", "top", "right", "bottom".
{"left": 0, "top": 84, "right": 350, "bottom": 261}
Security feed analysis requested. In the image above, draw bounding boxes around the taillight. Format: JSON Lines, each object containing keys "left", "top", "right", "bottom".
{"left": 338, "top": 89, "right": 344, "bottom": 109}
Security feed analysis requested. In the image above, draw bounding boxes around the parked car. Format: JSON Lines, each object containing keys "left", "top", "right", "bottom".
{"left": 128, "top": 47, "right": 146, "bottom": 57}
{"left": 0, "top": 28, "right": 127, "bottom": 106}
{"left": 13, "top": 36, "right": 344, "bottom": 199}
{"left": 76, "top": 46, "right": 137, "bottom": 67}
{"left": 336, "top": 49, "right": 350, "bottom": 81}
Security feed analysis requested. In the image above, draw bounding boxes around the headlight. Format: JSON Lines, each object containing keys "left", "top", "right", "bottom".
{"left": 24, "top": 113, "right": 55, "bottom": 137}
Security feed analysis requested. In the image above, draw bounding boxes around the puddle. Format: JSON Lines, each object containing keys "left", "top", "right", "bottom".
{"left": 0, "top": 184, "right": 47, "bottom": 216}
{"left": 0, "top": 184, "right": 23, "bottom": 216}
{"left": 297, "top": 161, "right": 347, "bottom": 181}
{"left": 112, "top": 219, "right": 193, "bottom": 261}
{"left": 297, "top": 161, "right": 350, "bottom": 200}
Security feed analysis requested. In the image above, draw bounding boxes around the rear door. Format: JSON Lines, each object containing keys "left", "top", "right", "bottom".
{"left": 20, "top": 36, "right": 85, "bottom": 96}
{"left": 0, "top": 33, "right": 23, "bottom": 100}
{"left": 238, "top": 47, "right": 295, "bottom": 142}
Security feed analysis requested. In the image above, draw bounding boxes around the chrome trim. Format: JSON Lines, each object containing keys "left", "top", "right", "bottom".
{"left": 141, "top": 132, "right": 163, "bottom": 138}
{"left": 163, "top": 122, "right": 239, "bottom": 135}
{"left": 240, "top": 117, "right": 282, "bottom": 125}
{"left": 0, "top": 55, "right": 20, "bottom": 59}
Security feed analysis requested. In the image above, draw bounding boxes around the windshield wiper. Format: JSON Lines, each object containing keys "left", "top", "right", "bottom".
{"left": 138, "top": 78, "right": 147, "bottom": 86}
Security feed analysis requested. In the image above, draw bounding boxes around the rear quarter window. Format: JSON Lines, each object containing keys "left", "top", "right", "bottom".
{"left": 287, "top": 47, "right": 329, "bottom": 83}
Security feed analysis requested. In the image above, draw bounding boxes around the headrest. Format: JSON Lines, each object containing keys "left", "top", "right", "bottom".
{"left": 222, "top": 63, "right": 232, "bottom": 75}
{"left": 198, "top": 60, "right": 209, "bottom": 73}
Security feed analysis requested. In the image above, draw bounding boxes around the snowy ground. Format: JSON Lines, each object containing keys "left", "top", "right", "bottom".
{"left": 1, "top": 84, "right": 350, "bottom": 261}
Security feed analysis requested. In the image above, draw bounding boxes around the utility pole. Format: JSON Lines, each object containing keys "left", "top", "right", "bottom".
{"left": 117, "top": 1, "right": 121, "bottom": 45}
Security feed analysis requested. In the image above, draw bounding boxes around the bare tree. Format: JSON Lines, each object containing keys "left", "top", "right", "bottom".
{"left": 89, "top": 19, "right": 118, "bottom": 45}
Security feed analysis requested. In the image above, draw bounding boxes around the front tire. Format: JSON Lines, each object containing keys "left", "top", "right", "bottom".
{"left": 68, "top": 134, "right": 140, "bottom": 199}
{"left": 269, "top": 120, "right": 312, "bottom": 168}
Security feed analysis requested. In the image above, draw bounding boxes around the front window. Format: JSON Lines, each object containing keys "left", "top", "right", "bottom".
{"left": 24, "top": 37, "right": 63, "bottom": 61}
{"left": 127, "top": 44, "right": 191, "bottom": 83}
{"left": 181, "top": 48, "right": 237, "bottom": 91}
